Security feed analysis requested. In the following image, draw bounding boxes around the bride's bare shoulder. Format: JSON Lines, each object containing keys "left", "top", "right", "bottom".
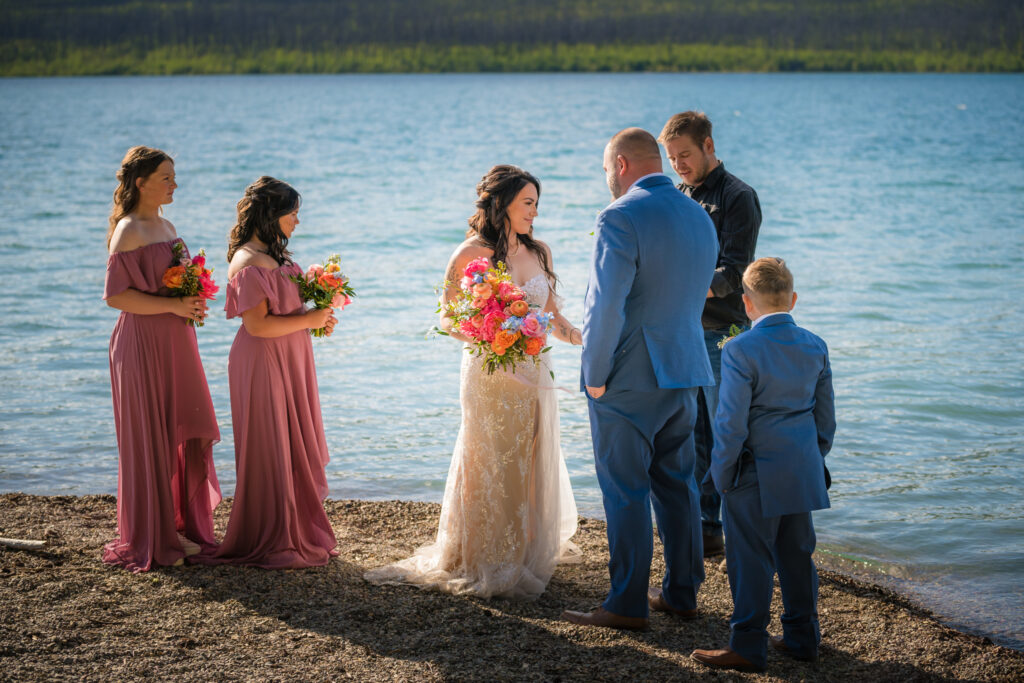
{"left": 534, "top": 238, "right": 554, "bottom": 260}
{"left": 452, "top": 237, "right": 491, "bottom": 260}
{"left": 444, "top": 238, "right": 491, "bottom": 284}
{"left": 447, "top": 238, "right": 491, "bottom": 266}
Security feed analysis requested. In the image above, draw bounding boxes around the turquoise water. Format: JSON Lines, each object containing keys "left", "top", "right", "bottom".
{"left": 0, "top": 73, "right": 1021, "bottom": 650}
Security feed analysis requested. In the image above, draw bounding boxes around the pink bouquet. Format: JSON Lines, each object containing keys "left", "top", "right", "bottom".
{"left": 161, "top": 242, "right": 218, "bottom": 327}
{"left": 442, "top": 257, "right": 552, "bottom": 374}
{"left": 291, "top": 254, "right": 355, "bottom": 338}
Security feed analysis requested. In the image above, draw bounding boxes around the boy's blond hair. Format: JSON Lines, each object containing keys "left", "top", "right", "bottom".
{"left": 742, "top": 257, "right": 794, "bottom": 310}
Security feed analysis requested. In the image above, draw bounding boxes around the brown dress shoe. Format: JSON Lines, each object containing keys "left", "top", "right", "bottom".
{"left": 647, "top": 588, "right": 698, "bottom": 620}
{"left": 702, "top": 533, "right": 725, "bottom": 557}
{"left": 770, "top": 635, "right": 818, "bottom": 662}
{"left": 560, "top": 607, "right": 649, "bottom": 631}
{"left": 690, "top": 646, "right": 764, "bottom": 673}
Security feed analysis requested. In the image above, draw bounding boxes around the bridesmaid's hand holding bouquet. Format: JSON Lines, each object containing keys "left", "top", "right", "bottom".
{"left": 291, "top": 254, "right": 355, "bottom": 338}
{"left": 162, "top": 242, "right": 218, "bottom": 327}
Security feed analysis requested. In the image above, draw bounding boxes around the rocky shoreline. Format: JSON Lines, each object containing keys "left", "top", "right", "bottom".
{"left": 1, "top": 493, "right": 1021, "bottom": 681}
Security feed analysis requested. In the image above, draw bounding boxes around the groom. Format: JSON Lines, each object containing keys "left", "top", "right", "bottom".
{"left": 562, "top": 128, "right": 718, "bottom": 630}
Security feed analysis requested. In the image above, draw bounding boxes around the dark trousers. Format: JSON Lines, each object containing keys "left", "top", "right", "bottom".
{"left": 694, "top": 327, "right": 731, "bottom": 536}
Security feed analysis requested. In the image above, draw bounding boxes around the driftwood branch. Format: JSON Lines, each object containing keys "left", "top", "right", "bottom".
{"left": 0, "top": 537, "right": 46, "bottom": 550}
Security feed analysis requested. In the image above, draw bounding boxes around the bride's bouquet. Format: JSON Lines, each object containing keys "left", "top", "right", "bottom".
{"left": 291, "top": 254, "right": 355, "bottom": 338}
{"left": 162, "top": 242, "right": 218, "bottom": 327}
{"left": 443, "top": 257, "right": 552, "bottom": 374}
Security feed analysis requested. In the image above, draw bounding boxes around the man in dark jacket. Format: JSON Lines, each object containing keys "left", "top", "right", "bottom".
{"left": 659, "top": 111, "right": 761, "bottom": 557}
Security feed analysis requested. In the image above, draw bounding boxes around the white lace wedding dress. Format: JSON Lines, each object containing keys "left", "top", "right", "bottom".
{"left": 365, "top": 274, "right": 579, "bottom": 599}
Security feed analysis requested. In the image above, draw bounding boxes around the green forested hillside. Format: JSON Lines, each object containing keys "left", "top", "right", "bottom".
{"left": 2, "top": 0, "right": 1021, "bottom": 75}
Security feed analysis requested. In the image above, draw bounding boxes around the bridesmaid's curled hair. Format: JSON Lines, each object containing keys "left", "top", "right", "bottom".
{"left": 227, "top": 176, "right": 300, "bottom": 266}
{"left": 467, "top": 164, "right": 557, "bottom": 288}
{"left": 107, "top": 146, "right": 172, "bottom": 248}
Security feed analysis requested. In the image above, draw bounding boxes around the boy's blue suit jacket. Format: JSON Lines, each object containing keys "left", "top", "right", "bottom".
{"left": 581, "top": 174, "right": 718, "bottom": 391}
{"left": 710, "top": 314, "right": 836, "bottom": 517}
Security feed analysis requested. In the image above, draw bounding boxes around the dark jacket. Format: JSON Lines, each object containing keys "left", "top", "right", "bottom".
{"left": 680, "top": 163, "right": 761, "bottom": 330}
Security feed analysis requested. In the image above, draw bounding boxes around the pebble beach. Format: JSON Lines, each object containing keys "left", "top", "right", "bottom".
{"left": 1, "top": 493, "right": 1021, "bottom": 682}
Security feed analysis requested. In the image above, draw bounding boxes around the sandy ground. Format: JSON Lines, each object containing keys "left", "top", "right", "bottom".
{"left": 1, "top": 493, "right": 1021, "bottom": 682}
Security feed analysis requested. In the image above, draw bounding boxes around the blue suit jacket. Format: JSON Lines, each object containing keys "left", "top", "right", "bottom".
{"left": 581, "top": 174, "right": 718, "bottom": 391}
{"left": 709, "top": 314, "right": 835, "bottom": 517}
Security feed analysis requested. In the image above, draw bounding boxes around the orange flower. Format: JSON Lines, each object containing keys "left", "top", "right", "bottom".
{"left": 325, "top": 262, "right": 341, "bottom": 274}
{"left": 490, "top": 341, "right": 508, "bottom": 356}
{"left": 495, "top": 330, "right": 520, "bottom": 349}
{"left": 525, "top": 336, "right": 545, "bottom": 355}
{"left": 162, "top": 265, "right": 185, "bottom": 289}
{"left": 471, "top": 282, "right": 493, "bottom": 300}
{"left": 508, "top": 300, "right": 529, "bottom": 317}
{"left": 318, "top": 273, "right": 340, "bottom": 289}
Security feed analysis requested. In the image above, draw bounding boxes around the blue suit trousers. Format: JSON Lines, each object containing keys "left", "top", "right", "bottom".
{"left": 587, "top": 387, "right": 705, "bottom": 618}
{"left": 722, "top": 462, "right": 820, "bottom": 667}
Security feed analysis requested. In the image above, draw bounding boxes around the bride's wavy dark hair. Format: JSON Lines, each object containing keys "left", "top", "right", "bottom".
{"left": 467, "top": 165, "right": 557, "bottom": 288}
{"left": 227, "top": 176, "right": 300, "bottom": 265}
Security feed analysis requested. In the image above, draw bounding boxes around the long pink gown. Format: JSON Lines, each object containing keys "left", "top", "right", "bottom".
{"left": 195, "top": 263, "right": 338, "bottom": 569}
{"left": 102, "top": 238, "right": 222, "bottom": 573}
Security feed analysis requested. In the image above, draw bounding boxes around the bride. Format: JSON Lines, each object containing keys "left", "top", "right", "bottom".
{"left": 366, "top": 165, "right": 580, "bottom": 599}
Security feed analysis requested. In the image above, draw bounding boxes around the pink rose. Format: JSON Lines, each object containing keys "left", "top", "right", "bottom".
{"left": 306, "top": 264, "right": 324, "bottom": 282}
{"left": 519, "top": 314, "right": 544, "bottom": 338}
{"left": 498, "top": 282, "right": 524, "bottom": 302}
{"left": 331, "top": 293, "right": 351, "bottom": 309}
{"left": 464, "top": 257, "right": 490, "bottom": 276}
{"left": 198, "top": 275, "right": 219, "bottom": 299}
{"left": 482, "top": 310, "right": 507, "bottom": 342}
{"left": 191, "top": 254, "right": 205, "bottom": 268}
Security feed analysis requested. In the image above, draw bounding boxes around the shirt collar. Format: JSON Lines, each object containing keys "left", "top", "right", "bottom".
{"left": 751, "top": 311, "right": 790, "bottom": 328}
{"left": 680, "top": 161, "right": 725, "bottom": 194}
{"left": 628, "top": 172, "right": 671, "bottom": 193}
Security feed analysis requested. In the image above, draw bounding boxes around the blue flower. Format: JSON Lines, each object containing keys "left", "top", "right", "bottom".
{"left": 502, "top": 316, "right": 523, "bottom": 331}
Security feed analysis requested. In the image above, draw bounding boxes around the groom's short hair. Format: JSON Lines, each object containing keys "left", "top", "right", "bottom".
{"left": 608, "top": 128, "right": 661, "bottom": 162}
{"left": 658, "top": 111, "right": 713, "bottom": 147}
{"left": 743, "top": 257, "right": 794, "bottom": 309}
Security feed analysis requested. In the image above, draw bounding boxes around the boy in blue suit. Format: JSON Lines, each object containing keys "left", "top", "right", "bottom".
{"left": 691, "top": 257, "right": 835, "bottom": 672}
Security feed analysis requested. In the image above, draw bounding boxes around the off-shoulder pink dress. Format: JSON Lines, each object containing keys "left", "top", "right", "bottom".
{"left": 195, "top": 263, "right": 338, "bottom": 569}
{"left": 102, "top": 238, "right": 222, "bottom": 573}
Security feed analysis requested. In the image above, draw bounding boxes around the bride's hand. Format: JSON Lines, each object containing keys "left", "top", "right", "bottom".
{"left": 443, "top": 325, "right": 473, "bottom": 343}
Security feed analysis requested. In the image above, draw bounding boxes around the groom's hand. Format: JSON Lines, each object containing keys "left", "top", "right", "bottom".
{"left": 586, "top": 385, "right": 606, "bottom": 399}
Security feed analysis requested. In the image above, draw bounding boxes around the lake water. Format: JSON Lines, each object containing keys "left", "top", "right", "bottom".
{"left": 0, "top": 73, "right": 1021, "bottom": 650}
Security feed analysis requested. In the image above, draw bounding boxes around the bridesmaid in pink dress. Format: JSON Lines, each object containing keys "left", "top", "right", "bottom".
{"left": 102, "top": 146, "right": 221, "bottom": 572}
{"left": 195, "top": 176, "right": 339, "bottom": 569}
